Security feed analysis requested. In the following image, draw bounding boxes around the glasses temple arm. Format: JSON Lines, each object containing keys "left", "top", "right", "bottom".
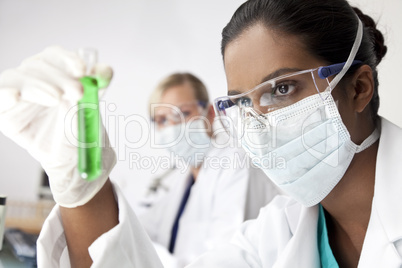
{"left": 318, "top": 60, "right": 362, "bottom": 79}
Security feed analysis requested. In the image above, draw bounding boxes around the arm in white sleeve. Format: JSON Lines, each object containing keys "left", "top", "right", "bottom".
{"left": 37, "top": 183, "right": 163, "bottom": 268}
{"left": 186, "top": 205, "right": 270, "bottom": 268}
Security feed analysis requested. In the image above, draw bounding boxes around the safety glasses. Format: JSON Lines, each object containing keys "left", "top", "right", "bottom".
{"left": 214, "top": 61, "right": 361, "bottom": 138}
{"left": 151, "top": 101, "right": 208, "bottom": 129}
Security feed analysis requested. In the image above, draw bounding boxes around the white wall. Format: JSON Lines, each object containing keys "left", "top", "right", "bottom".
{"left": 0, "top": 0, "right": 401, "bottom": 203}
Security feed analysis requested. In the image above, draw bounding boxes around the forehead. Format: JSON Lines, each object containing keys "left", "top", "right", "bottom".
{"left": 154, "top": 83, "right": 197, "bottom": 115}
{"left": 223, "top": 23, "right": 323, "bottom": 92}
{"left": 160, "top": 82, "right": 197, "bottom": 105}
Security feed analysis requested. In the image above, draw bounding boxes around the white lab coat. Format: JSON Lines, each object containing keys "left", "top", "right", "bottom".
{"left": 37, "top": 117, "right": 402, "bottom": 267}
{"left": 36, "top": 184, "right": 164, "bottom": 268}
{"left": 188, "top": 117, "right": 402, "bottom": 267}
{"left": 135, "top": 146, "right": 280, "bottom": 267}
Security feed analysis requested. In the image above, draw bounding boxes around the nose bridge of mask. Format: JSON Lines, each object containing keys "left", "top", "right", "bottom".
{"left": 242, "top": 93, "right": 339, "bottom": 154}
{"left": 185, "top": 118, "right": 211, "bottom": 148}
{"left": 241, "top": 107, "right": 273, "bottom": 139}
{"left": 154, "top": 118, "right": 211, "bottom": 167}
{"left": 156, "top": 122, "right": 186, "bottom": 147}
{"left": 177, "top": 118, "right": 211, "bottom": 167}
{"left": 156, "top": 118, "right": 210, "bottom": 147}
{"left": 243, "top": 106, "right": 264, "bottom": 120}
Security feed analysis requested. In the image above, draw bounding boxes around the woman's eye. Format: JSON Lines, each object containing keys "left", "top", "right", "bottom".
{"left": 154, "top": 117, "right": 166, "bottom": 126}
{"left": 235, "top": 97, "right": 252, "bottom": 107}
{"left": 273, "top": 83, "right": 296, "bottom": 96}
{"left": 182, "top": 111, "right": 191, "bottom": 117}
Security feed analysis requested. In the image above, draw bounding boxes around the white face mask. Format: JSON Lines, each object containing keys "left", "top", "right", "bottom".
{"left": 156, "top": 119, "right": 211, "bottom": 167}
{"left": 242, "top": 92, "right": 380, "bottom": 207}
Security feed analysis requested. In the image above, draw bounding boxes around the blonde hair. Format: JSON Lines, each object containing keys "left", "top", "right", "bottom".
{"left": 149, "top": 73, "right": 209, "bottom": 116}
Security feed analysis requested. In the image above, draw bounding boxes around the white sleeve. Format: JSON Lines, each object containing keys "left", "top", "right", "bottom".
{"left": 202, "top": 161, "right": 280, "bottom": 247}
{"left": 186, "top": 196, "right": 298, "bottom": 268}
{"left": 204, "top": 164, "right": 254, "bottom": 244}
{"left": 243, "top": 166, "right": 283, "bottom": 219}
{"left": 36, "top": 184, "right": 163, "bottom": 268}
{"left": 186, "top": 210, "right": 267, "bottom": 268}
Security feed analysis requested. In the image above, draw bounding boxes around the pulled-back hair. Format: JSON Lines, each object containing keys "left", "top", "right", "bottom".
{"left": 148, "top": 73, "right": 209, "bottom": 116}
{"left": 221, "top": 0, "right": 387, "bottom": 121}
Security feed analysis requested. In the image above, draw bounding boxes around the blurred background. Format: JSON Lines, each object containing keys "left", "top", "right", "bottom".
{"left": 0, "top": 0, "right": 401, "bottom": 207}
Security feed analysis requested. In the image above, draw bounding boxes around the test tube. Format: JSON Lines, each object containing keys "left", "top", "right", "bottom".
{"left": 77, "top": 48, "right": 102, "bottom": 181}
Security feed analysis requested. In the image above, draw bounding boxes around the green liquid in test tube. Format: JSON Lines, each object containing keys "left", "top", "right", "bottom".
{"left": 77, "top": 48, "right": 106, "bottom": 181}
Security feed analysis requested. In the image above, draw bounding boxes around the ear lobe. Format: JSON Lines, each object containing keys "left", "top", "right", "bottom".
{"left": 351, "top": 65, "right": 375, "bottom": 113}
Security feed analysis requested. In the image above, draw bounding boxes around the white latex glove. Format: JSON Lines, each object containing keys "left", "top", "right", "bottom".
{"left": 0, "top": 46, "right": 116, "bottom": 208}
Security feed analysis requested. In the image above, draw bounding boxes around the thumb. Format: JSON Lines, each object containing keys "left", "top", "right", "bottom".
{"left": 92, "top": 63, "right": 113, "bottom": 89}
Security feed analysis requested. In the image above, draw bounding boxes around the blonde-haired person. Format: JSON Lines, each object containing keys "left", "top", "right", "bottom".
{"left": 135, "top": 72, "right": 280, "bottom": 267}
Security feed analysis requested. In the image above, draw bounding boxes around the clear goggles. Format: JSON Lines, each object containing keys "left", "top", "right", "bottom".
{"left": 214, "top": 61, "right": 361, "bottom": 138}
{"left": 151, "top": 101, "right": 208, "bottom": 129}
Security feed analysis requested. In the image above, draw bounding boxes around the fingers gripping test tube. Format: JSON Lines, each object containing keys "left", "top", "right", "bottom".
{"left": 77, "top": 48, "right": 103, "bottom": 181}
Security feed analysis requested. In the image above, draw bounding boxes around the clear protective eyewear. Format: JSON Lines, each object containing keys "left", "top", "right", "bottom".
{"left": 214, "top": 61, "right": 361, "bottom": 138}
{"left": 151, "top": 101, "right": 208, "bottom": 129}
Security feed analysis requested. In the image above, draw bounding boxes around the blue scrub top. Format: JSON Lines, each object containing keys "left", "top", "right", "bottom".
{"left": 317, "top": 204, "right": 339, "bottom": 268}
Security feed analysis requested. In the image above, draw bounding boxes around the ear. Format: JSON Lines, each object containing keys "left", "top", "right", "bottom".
{"left": 203, "top": 104, "right": 215, "bottom": 137}
{"left": 348, "top": 65, "right": 375, "bottom": 113}
{"left": 206, "top": 104, "right": 215, "bottom": 122}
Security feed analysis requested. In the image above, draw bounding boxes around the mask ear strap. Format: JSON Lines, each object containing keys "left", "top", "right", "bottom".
{"left": 328, "top": 17, "right": 363, "bottom": 91}
{"left": 355, "top": 128, "right": 380, "bottom": 153}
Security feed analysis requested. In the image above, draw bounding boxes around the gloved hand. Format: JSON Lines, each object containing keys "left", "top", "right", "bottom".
{"left": 0, "top": 46, "right": 116, "bottom": 208}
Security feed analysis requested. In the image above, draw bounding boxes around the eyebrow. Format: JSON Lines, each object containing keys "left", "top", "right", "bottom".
{"left": 228, "top": 67, "right": 303, "bottom": 96}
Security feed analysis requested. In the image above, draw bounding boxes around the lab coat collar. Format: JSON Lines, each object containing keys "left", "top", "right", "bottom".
{"left": 374, "top": 118, "right": 402, "bottom": 243}
{"left": 285, "top": 200, "right": 303, "bottom": 235}
{"left": 278, "top": 203, "right": 320, "bottom": 267}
